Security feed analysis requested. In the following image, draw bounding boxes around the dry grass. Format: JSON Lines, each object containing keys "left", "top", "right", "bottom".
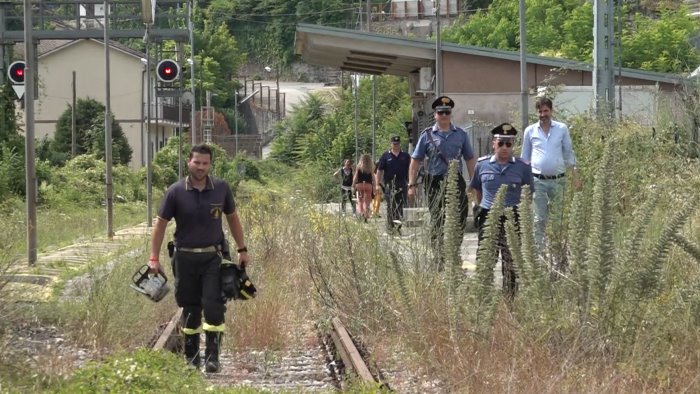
{"left": 254, "top": 186, "right": 700, "bottom": 392}
{"left": 227, "top": 190, "right": 321, "bottom": 352}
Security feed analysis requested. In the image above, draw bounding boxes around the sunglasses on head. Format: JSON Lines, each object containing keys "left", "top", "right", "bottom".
{"left": 497, "top": 141, "right": 513, "bottom": 148}
{"left": 437, "top": 110, "right": 451, "bottom": 115}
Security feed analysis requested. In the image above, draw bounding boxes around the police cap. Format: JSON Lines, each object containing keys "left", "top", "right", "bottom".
{"left": 431, "top": 95, "right": 455, "bottom": 111}
{"left": 390, "top": 135, "right": 400, "bottom": 143}
{"left": 491, "top": 123, "right": 518, "bottom": 139}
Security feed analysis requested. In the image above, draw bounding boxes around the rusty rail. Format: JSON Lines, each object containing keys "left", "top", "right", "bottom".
{"left": 152, "top": 308, "right": 182, "bottom": 351}
{"left": 330, "top": 317, "right": 377, "bottom": 385}
{"left": 150, "top": 310, "right": 382, "bottom": 390}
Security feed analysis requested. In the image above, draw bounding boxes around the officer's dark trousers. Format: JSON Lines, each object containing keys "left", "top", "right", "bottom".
{"left": 341, "top": 188, "right": 356, "bottom": 213}
{"left": 476, "top": 207, "right": 520, "bottom": 298}
{"left": 425, "top": 174, "right": 468, "bottom": 269}
{"left": 385, "top": 182, "right": 407, "bottom": 231}
{"left": 172, "top": 251, "right": 226, "bottom": 331}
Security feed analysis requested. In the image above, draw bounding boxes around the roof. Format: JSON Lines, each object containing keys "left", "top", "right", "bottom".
{"left": 295, "top": 23, "right": 685, "bottom": 85}
{"left": 14, "top": 39, "right": 147, "bottom": 61}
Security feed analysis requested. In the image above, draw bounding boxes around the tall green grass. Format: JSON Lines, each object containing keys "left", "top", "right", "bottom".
{"left": 0, "top": 199, "right": 147, "bottom": 262}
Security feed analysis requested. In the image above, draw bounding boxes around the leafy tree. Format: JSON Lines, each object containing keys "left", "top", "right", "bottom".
{"left": 219, "top": 107, "right": 247, "bottom": 135}
{"left": 51, "top": 98, "right": 133, "bottom": 166}
{"left": 465, "top": 0, "right": 494, "bottom": 12}
{"left": 621, "top": 9, "right": 700, "bottom": 72}
{"left": 0, "top": 80, "right": 19, "bottom": 145}
{"left": 186, "top": 19, "right": 246, "bottom": 109}
{"left": 270, "top": 75, "right": 411, "bottom": 168}
{"left": 219, "top": 0, "right": 354, "bottom": 66}
{"left": 0, "top": 80, "right": 23, "bottom": 181}
{"left": 442, "top": 0, "right": 700, "bottom": 73}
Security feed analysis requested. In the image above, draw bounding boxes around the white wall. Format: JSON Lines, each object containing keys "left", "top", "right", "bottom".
{"left": 552, "top": 85, "right": 661, "bottom": 126}
{"left": 35, "top": 40, "right": 146, "bottom": 168}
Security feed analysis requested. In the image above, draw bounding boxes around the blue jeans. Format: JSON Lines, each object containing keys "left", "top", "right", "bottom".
{"left": 533, "top": 177, "right": 566, "bottom": 251}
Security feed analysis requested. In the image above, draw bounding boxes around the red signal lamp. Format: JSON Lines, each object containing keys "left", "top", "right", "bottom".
{"left": 156, "top": 59, "right": 180, "bottom": 83}
{"left": 8, "top": 61, "right": 26, "bottom": 84}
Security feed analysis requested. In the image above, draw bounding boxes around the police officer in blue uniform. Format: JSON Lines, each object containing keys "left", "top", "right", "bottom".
{"left": 469, "top": 123, "right": 534, "bottom": 297}
{"left": 408, "top": 96, "right": 476, "bottom": 270}
{"left": 376, "top": 135, "right": 411, "bottom": 234}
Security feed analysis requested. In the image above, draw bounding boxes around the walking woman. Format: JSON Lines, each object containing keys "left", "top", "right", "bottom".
{"left": 353, "top": 154, "right": 375, "bottom": 222}
{"left": 333, "top": 159, "right": 356, "bottom": 214}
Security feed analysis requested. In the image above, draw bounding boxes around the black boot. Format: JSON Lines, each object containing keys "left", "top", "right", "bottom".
{"left": 204, "top": 331, "right": 222, "bottom": 373}
{"left": 183, "top": 333, "right": 201, "bottom": 367}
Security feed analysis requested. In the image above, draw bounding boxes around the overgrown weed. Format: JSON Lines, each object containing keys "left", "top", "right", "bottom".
{"left": 297, "top": 118, "right": 700, "bottom": 391}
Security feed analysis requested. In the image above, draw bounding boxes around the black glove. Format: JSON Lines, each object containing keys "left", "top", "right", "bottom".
{"left": 220, "top": 260, "right": 257, "bottom": 301}
{"left": 473, "top": 205, "right": 483, "bottom": 229}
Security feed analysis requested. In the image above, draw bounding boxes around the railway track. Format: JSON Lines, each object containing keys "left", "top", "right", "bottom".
{"left": 151, "top": 309, "right": 386, "bottom": 391}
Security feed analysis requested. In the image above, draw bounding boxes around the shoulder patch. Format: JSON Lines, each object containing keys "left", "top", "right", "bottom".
{"left": 477, "top": 155, "right": 490, "bottom": 162}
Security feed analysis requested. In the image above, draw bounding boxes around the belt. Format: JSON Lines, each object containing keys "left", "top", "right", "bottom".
{"left": 177, "top": 245, "right": 219, "bottom": 253}
{"left": 533, "top": 173, "right": 565, "bottom": 180}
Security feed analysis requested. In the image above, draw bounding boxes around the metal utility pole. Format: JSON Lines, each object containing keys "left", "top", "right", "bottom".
{"left": 72, "top": 70, "right": 76, "bottom": 157}
{"left": 178, "top": 90, "right": 183, "bottom": 178}
{"left": 204, "top": 90, "right": 212, "bottom": 143}
{"left": 177, "top": 42, "right": 183, "bottom": 179}
{"left": 353, "top": 74, "right": 358, "bottom": 164}
{"left": 371, "top": 75, "right": 376, "bottom": 161}
{"left": 434, "top": 0, "right": 442, "bottom": 96}
{"left": 234, "top": 89, "right": 238, "bottom": 156}
{"left": 189, "top": 0, "right": 196, "bottom": 145}
{"left": 145, "top": 26, "right": 153, "bottom": 227}
{"left": 0, "top": 7, "right": 4, "bottom": 85}
{"left": 616, "top": 0, "right": 623, "bottom": 120}
{"left": 104, "top": 0, "right": 114, "bottom": 239}
{"left": 593, "top": 0, "right": 615, "bottom": 119}
{"left": 24, "top": 0, "right": 37, "bottom": 265}
{"left": 366, "top": 0, "right": 371, "bottom": 32}
{"left": 275, "top": 70, "right": 280, "bottom": 120}
{"left": 519, "top": 0, "right": 528, "bottom": 131}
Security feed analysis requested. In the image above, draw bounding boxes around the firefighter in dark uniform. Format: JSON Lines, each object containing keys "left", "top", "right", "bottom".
{"left": 469, "top": 123, "right": 534, "bottom": 297}
{"left": 408, "top": 96, "right": 476, "bottom": 269}
{"left": 148, "top": 144, "right": 250, "bottom": 373}
{"left": 376, "top": 135, "right": 411, "bottom": 234}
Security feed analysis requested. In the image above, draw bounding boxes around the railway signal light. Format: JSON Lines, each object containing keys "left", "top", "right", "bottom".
{"left": 8, "top": 61, "right": 26, "bottom": 85}
{"left": 156, "top": 59, "right": 179, "bottom": 83}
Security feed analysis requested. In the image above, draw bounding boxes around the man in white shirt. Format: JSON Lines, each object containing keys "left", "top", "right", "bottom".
{"left": 521, "top": 97, "right": 581, "bottom": 259}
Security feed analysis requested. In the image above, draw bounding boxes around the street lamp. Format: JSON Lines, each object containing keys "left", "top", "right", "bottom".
{"left": 234, "top": 88, "right": 239, "bottom": 156}
{"left": 264, "top": 66, "right": 280, "bottom": 120}
{"left": 433, "top": 0, "right": 442, "bottom": 96}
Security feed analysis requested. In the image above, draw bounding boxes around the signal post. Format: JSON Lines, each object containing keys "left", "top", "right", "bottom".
{"left": 0, "top": 0, "right": 191, "bottom": 264}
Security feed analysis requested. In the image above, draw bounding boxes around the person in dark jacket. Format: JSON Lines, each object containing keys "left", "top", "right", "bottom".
{"left": 334, "top": 159, "right": 356, "bottom": 214}
{"left": 376, "top": 135, "right": 411, "bottom": 234}
{"left": 148, "top": 144, "right": 251, "bottom": 373}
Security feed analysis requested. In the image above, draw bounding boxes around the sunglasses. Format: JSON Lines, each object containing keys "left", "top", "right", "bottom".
{"left": 437, "top": 110, "right": 451, "bottom": 116}
{"left": 497, "top": 141, "right": 513, "bottom": 148}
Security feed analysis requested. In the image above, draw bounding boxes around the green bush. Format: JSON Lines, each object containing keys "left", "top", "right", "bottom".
{"left": 55, "top": 349, "right": 209, "bottom": 393}
{"left": 40, "top": 154, "right": 143, "bottom": 206}
{"left": 50, "top": 98, "right": 132, "bottom": 166}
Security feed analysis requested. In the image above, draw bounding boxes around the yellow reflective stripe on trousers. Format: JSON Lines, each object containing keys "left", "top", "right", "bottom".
{"left": 203, "top": 322, "right": 226, "bottom": 332}
{"left": 181, "top": 326, "right": 203, "bottom": 335}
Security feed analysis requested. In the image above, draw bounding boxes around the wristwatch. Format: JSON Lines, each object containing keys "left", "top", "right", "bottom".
{"left": 237, "top": 247, "right": 248, "bottom": 253}
{"left": 408, "top": 184, "right": 417, "bottom": 188}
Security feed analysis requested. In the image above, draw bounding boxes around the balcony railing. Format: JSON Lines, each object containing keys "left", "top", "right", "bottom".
{"left": 144, "top": 102, "right": 191, "bottom": 126}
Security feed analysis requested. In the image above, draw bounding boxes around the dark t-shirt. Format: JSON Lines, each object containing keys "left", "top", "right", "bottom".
{"left": 158, "top": 175, "right": 235, "bottom": 248}
{"left": 340, "top": 167, "right": 353, "bottom": 187}
{"left": 378, "top": 150, "right": 411, "bottom": 186}
{"left": 357, "top": 170, "right": 373, "bottom": 183}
